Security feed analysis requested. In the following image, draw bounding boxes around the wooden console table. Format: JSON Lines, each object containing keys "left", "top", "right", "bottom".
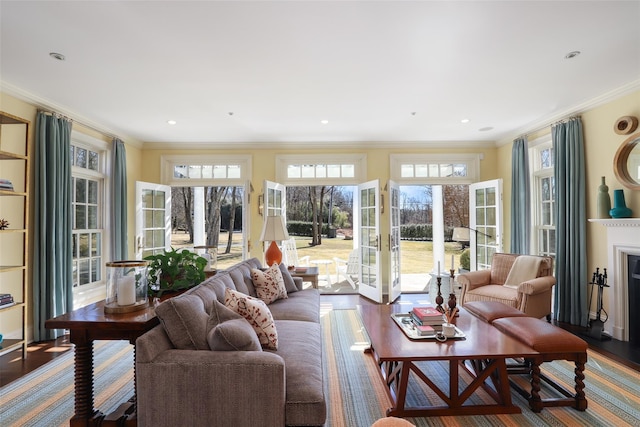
{"left": 45, "top": 300, "right": 159, "bottom": 426}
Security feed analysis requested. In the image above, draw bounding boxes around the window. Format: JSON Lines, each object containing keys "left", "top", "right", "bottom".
{"left": 531, "top": 138, "right": 555, "bottom": 257}
{"left": 71, "top": 133, "right": 109, "bottom": 305}
{"left": 161, "top": 154, "right": 251, "bottom": 186}
{"left": 390, "top": 154, "right": 480, "bottom": 184}
{"left": 275, "top": 154, "right": 366, "bottom": 185}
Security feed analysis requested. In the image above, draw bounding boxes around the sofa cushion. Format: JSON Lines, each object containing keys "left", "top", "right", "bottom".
{"left": 224, "top": 288, "right": 278, "bottom": 350}
{"left": 251, "top": 263, "right": 288, "bottom": 304}
{"left": 279, "top": 263, "right": 298, "bottom": 293}
{"left": 155, "top": 294, "right": 209, "bottom": 350}
{"left": 464, "top": 285, "right": 519, "bottom": 309}
{"left": 268, "top": 289, "right": 320, "bottom": 322}
{"left": 207, "top": 318, "right": 262, "bottom": 351}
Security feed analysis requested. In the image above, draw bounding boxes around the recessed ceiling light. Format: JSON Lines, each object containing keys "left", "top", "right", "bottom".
{"left": 565, "top": 51, "right": 581, "bottom": 59}
{"left": 411, "top": 112, "right": 417, "bottom": 116}
{"left": 167, "top": 120, "right": 177, "bottom": 125}
{"left": 49, "top": 52, "right": 65, "bottom": 61}
{"left": 461, "top": 118, "right": 470, "bottom": 124}
{"left": 479, "top": 126, "right": 494, "bottom": 132}
{"left": 228, "top": 112, "right": 234, "bottom": 116}
{"left": 320, "top": 120, "right": 329, "bottom": 125}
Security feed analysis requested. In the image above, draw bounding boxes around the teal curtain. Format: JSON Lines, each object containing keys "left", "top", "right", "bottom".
{"left": 552, "top": 117, "right": 588, "bottom": 326}
{"left": 33, "top": 112, "right": 73, "bottom": 341}
{"left": 510, "top": 137, "right": 530, "bottom": 254}
{"left": 111, "top": 138, "right": 128, "bottom": 260}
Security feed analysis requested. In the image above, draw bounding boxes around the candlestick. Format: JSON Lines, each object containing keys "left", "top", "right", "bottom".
{"left": 435, "top": 276, "right": 444, "bottom": 313}
{"left": 451, "top": 254, "right": 454, "bottom": 270}
{"left": 437, "top": 261, "right": 440, "bottom": 277}
{"left": 117, "top": 276, "right": 136, "bottom": 306}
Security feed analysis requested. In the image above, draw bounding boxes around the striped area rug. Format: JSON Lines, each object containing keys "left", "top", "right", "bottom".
{"left": 1, "top": 309, "right": 639, "bottom": 426}
{"left": 322, "top": 309, "right": 640, "bottom": 427}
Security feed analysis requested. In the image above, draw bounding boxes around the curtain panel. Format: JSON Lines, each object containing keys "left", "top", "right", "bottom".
{"left": 33, "top": 112, "right": 73, "bottom": 341}
{"left": 510, "top": 137, "right": 530, "bottom": 254}
{"left": 552, "top": 117, "right": 588, "bottom": 326}
{"left": 111, "top": 138, "right": 128, "bottom": 261}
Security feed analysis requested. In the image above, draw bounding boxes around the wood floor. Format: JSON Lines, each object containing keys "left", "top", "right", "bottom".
{"left": 1, "top": 293, "right": 638, "bottom": 388}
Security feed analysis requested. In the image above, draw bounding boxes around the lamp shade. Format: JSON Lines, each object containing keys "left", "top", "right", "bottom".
{"left": 452, "top": 227, "right": 470, "bottom": 242}
{"left": 260, "top": 216, "right": 289, "bottom": 266}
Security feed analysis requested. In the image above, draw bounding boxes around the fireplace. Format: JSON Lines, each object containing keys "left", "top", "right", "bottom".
{"left": 590, "top": 218, "right": 640, "bottom": 341}
{"left": 628, "top": 255, "right": 640, "bottom": 346}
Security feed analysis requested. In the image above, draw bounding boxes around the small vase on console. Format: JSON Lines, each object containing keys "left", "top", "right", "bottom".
{"left": 596, "top": 177, "right": 611, "bottom": 218}
{"left": 609, "top": 189, "right": 633, "bottom": 218}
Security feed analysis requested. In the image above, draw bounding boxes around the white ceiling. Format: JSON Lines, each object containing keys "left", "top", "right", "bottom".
{"left": 1, "top": 1, "right": 639, "bottom": 147}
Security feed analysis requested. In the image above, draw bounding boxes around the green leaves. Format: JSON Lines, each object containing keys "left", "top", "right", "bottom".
{"left": 144, "top": 247, "right": 207, "bottom": 296}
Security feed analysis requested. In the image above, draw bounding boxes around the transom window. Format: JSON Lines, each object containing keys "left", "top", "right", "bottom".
{"left": 390, "top": 154, "right": 480, "bottom": 184}
{"left": 276, "top": 154, "right": 366, "bottom": 185}
{"left": 287, "top": 163, "right": 355, "bottom": 179}
{"left": 161, "top": 155, "right": 251, "bottom": 186}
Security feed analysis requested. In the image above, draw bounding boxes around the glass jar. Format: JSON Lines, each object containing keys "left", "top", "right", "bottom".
{"left": 105, "top": 260, "right": 149, "bottom": 313}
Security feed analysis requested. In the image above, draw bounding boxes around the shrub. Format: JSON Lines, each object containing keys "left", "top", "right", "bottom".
{"left": 460, "top": 249, "right": 471, "bottom": 270}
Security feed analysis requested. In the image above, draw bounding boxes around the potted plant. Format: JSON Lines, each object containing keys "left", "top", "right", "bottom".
{"left": 144, "top": 247, "right": 208, "bottom": 297}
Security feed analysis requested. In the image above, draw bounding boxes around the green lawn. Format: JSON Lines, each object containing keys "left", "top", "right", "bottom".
{"left": 172, "top": 233, "right": 465, "bottom": 273}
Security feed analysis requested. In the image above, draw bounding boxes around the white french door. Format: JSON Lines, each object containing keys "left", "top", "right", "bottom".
{"left": 262, "top": 180, "right": 286, "bottom": 256}
{"left": 388, "top": 180, "right": 402, "bottom": 303}
{"left": 469, "top": 179, "right": 503, "bottom": 270}
{"left": 135, "top": 181, "right": 172, "bottom": 259}
{"left": 357, "top": 180, "right": 383, "bottom": 303}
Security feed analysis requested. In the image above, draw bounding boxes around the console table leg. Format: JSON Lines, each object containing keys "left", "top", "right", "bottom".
{"left": 70, "top": 336, "right": 104, "bottom": 426}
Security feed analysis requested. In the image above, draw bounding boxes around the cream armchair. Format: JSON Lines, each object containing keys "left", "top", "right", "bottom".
{"left": 457, "top": 253, "right": 555, "bottom": 320}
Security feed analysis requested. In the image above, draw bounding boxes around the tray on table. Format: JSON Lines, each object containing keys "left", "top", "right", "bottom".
{"left": 391, "top": 313, "right": 465, "bottom": 340}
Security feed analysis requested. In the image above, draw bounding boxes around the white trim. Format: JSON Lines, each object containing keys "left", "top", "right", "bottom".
{"left": 390, "top": 153, "right": 481, "bottom": 184}
{"left": 275, "top": 153, "right": 367, "bottom": 185}
{"left": 160, "top": 154, "right": 252, "bottom": 186}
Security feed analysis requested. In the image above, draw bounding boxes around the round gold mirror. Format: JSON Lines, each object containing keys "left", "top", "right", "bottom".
{"left": 613, "top": 131, "right": 640, "bottom": 190}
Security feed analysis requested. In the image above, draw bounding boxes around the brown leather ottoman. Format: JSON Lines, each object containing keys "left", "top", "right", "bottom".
{"left": 464, "top": 301, "right": 528, "bottom": 323}
{"left": 492, "top": 316, "right": 588, "bottom": 412}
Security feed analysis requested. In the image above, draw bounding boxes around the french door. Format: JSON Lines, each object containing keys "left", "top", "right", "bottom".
{"left": 357, "top": 180, "right": 383, "bottom": 303}
{"left": 135, "top": 181, "right": 171, "bottom": 259}
{"left": 388, "top": 180, "right": 402, "bottom": 303}
{"left": 469, "top": 179, "right": 503, "bottom": 270}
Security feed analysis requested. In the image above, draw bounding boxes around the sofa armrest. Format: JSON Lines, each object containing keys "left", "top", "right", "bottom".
{"left": 136, "top": 348, "right": 286, "bottom": 427}
{"left": 518, "top": 276, "right": 556, "bottom": 295}
{"left": 293, "top": 276, "right": 304, "bottom": 291}
{"left": 457, "top": 270, "right": 492, "bottom": 291}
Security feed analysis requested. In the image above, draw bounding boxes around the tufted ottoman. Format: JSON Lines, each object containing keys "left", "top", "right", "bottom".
{"left": 492, "top": 316, "right": 588, "bottom": 412}
{"left": 464, "top": 300, "right": 529, "bottom": 323}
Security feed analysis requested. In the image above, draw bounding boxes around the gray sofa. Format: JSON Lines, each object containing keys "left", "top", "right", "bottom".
{"left": 136, "top": 258, "right": 326, "bottom": 427}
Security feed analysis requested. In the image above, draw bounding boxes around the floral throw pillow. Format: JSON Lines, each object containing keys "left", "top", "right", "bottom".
{"left": 224, "top": 288, "right": 278, "bottom": 350}
{"left": 251, "top": 263, "right": 288, "bottom": 304}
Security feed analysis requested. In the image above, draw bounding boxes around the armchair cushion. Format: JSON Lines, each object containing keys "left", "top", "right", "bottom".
{"left": 504, "top": 256, "right": 542, "bottom": 288}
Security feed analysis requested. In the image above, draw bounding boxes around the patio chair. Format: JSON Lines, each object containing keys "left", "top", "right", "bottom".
{"left": 281, "top": 238, "right": 310, "bottom": 267}
{"left": 333, "top": 249, "right": 359, "bottom": 289}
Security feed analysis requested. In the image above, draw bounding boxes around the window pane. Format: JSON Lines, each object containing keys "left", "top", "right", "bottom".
{"left": 70, "top": 146, "right": 75, "bottom": 166}
{"left": 75, "top": 205, "right": 86, "bottom": 229}
{"left": 72, "top": 234, "right": 78, "bottom": 257}
{"left": 486, "top": 188, "right": 496, "bottom": 205}
{"left": 153, "top": 229, "right": 165, "bottom": 247}
{"left": 76, "top": 147, "right": 87, "bottom": 168}
{"left": 213, "top": 165, "right": 226, "bottom": 179}
{"left": 302, "top": 165, "right": 314, "bottom": 178}
{"left": 475, "top": 189, "right": 485, "bottom": 206}
{"left": 88, "top": 151, "right": 99, "bottom": 170}
{"left": 476, "top": 208, "right": 485, "bottom": 225}
{"left": 486, "top": 207, "right": 496, "bottom": 224}
{"left": 72, "top": 260, "right": 78, "bottom": 287}
{"left": 341, "top": 164, "right": 355, "bottom": 178}
{"left": 174, "top": 165, "right": 187, "bottom": 178}
{"left": 228, "top": 165, "right": 241, "bottom": 179}
{"left": 542, "top": 203, "right": 551, "bottom": 225}
{"left": 76, "top": 178, "right": 86, "bottom": 203}
{"left": 428, "top": 164, "right": 439, "bottom": 177}
{"left": 79, "top": 260, "right": 90, "bottom": 285}
{"left": 153, "top": 210, "right": 165, "bottom": 228}
{"left": 287, "top": 165, "right": 301, "bottom": 178}
{"left": 454, "top": 164, "right": 467, "bottom": 176}
{"left": 327, "top": 165, "right": 340, "bottom": 177}
{"left": 541, "top": 178, "right": 550, "bottom": 201}
{"left": 92, "top": 233, "right": 100, "bottom": 256}
{"left": 440, "top": 164, "right": 453, "bottom": 177}
{"left": 401, "top": 164, "right": 414, "bottom": 177}
{"left": 142, "top": 190, "right": 153, "bottom": 208}
{"left": 549, "top": 229, "right": 556, "bottom": 252}
{"left": 88, "top": 180, "right": 98, "bottom": 204}
{"left": 415, "top": 164, "right": 428, "bottom": 177}
{"left": 315, "top": 164, "right": 327, "bottom": 178}
{"left": 153, "top": 191, "right": 165, "bottom": 208}
{"left": 91, "top": 258, "right": 100, "bottom": 282}
{"left": 188, "top": 165, "right": 202, "bottom": 179}
{"left": 88, "top": 206, "right": 98, "bottom": 228}
{"left": 202, "top": 165, "right": 213, "bottom": 178}
{"left": 79, "top": 233, "right": 90, "bottom": 257}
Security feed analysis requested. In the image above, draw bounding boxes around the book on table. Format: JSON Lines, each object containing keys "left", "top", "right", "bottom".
{"left": 411, "top": 306, "right": 444, "bottom": 322}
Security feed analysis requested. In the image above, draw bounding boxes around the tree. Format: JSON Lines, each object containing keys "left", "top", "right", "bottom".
{"left": 225, "top": 187, "right": 237, "bottom": 254}
{"left": 172, "top": 187, "right": 194, "bottom": 242}
{"left": 205, "top": 186, "right": 228, "bottom": 248}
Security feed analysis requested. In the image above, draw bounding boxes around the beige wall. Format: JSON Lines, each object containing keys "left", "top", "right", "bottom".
{"left": 498, "top": 89, "right": 640, "bottom": 313}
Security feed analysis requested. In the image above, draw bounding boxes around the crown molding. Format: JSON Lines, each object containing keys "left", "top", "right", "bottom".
{"left": 496, "top": 80, "right": 640, "bottom": 147}
{"left": 1, "top": 81, "right": 144, "bottom": 148}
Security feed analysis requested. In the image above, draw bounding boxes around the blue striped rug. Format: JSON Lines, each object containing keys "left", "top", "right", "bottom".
{"left": 1, "top": 310, "right": 639, "bottom": 426}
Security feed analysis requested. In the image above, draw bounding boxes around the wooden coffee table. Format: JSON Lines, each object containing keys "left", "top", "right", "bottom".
{"left": 357, "top": 304, "right": 541, "bottom": 417}
{"left": 46, "top": 299, "right": 160, "bottom": 426}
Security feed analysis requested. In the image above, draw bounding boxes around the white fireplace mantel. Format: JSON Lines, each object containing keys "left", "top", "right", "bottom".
{"left": 590, "top": 218, "right": 640, "bottom": 340}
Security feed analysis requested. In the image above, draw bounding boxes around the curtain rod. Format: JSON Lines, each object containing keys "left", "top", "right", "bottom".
{"left": 517, "top": 115, "right": 582, "bottom": 141}
{"left": 37, "top": 108, "right": 121, "bottom": 142}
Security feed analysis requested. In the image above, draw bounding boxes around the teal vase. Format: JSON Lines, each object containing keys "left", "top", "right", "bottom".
{"left": 597, "top": 177, "right": 611, "bottom": 218}
{"left": 609, "top": 189, "right": 633, "bottom": 218}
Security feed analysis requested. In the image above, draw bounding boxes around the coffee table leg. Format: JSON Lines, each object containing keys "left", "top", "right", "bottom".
{"left": 70, "top": 332, "right": 104, "bottom": 427}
